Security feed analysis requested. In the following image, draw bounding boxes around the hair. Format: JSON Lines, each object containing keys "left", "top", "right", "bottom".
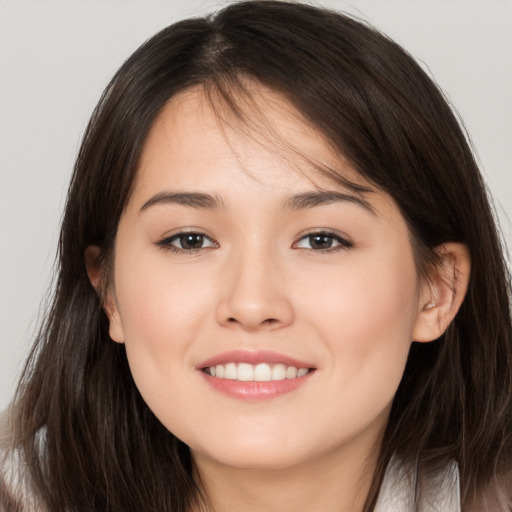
{"left": 2, "top": 1, "right": 511, "bottom": 511}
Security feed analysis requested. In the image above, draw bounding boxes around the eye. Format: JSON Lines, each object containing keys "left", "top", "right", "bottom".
{"left": 293, "top": 231, "right": 353, "bottom": 251}
{"left": 156, "top": 232, "right": 217, "bottom": 253}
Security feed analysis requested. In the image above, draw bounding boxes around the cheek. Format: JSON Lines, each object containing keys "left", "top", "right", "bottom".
{"left": 114, "top": 240, "right": 219, "bottom": 335}
{"left": 296, "top": 248, "right": 419, "bottom": 407}
{"left": 301, "top": 241, "right": 420, "bottom": 343}
{"left": 111, "top": 252, "right": 215, "bottom": 406}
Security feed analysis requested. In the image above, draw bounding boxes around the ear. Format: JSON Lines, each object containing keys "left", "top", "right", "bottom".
{"left": 413, "top": 243, "right": 471, "bottom": 342}
{"left": 84, "top": 245, "right": 125, "bottom": 344}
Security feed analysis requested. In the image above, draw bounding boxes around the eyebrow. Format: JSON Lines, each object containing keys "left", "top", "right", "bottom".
{"left": 140, "top": 189, "right": 375, "bottom": 214}
{"left": 284, "top": 190, "right": 376, "bottom": 214}
{"left": 140, "top": 192, "right": 226, "bottom": 212}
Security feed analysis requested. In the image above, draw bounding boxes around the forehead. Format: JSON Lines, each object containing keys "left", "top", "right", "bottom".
{"left": 132, "top": 83, "right": 374, "bottom": 200}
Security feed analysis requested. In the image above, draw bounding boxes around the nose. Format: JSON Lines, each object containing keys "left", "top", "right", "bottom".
{"left": 215, "top": 248, "right": 295, "bottom": 332}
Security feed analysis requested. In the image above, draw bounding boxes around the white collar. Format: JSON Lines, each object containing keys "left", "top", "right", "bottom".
{"left": 375, "top": 457, "right": 460, "bottom": 511}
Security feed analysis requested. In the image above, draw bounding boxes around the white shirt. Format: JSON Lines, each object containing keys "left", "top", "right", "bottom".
{"left": 375, "top": 456, "right": 461, "bottom": 511}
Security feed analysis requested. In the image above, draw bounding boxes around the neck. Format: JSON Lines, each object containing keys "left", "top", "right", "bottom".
{"left": 190, "top": 425, "right": 383, "bottom": 512}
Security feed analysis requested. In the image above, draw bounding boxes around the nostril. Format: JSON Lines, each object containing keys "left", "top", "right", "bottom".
{"left": 228, "top": 317, "right": 278, "bottom": 324}
{"left": 222, "top": 314, "right": 286, "bottom": 331}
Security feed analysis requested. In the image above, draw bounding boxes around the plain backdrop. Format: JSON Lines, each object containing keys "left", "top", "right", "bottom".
{"left": 0, "top": 0, "right": 511, "bottom": 411}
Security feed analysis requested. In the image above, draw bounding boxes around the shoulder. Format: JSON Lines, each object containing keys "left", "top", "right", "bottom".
{"left": 376, "top": 456, "right": 512, "bottom": 512}
{"left": 0, "top": 408, "right": 44, "bottom": 512}
{"left": 375, "top": 457, "right": 461, "bottom": 511}
{"left": 463, "top": 472, "right": 512, "bottom": 512}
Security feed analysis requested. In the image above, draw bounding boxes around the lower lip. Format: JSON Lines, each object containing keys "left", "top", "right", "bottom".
{"left": 200, "top": 371, "right": 314, "bottom": 400}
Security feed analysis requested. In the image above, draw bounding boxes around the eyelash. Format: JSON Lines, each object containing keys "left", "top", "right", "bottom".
{"left": 155, "top": 230, "right": 354, "bottom": 255}
{"left": 293, "top": 230, "right": 354, "bottom": 252}
{"left": 155, "top": 232, "right": 218, "bottom": 254}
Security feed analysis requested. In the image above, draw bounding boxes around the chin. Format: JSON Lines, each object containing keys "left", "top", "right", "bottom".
{"left": 192, "top": 443, "right": 309, "bottom": 471}
{"left": 185, "top": 422, "right": 334, "bottom": 473}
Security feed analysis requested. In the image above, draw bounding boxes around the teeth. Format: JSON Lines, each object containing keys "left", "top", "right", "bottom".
{"left": 206, "top": 363, "right": 311, "bottom": 381}
{"left": 254, "top": 363, "right": 272, "bottom": 381}
{"left": 224, "top": 362, "right": 237, "bottom": 380}
{"left": 272, "top": 363, "right": 286, "bottom": 380}
{"left": 286, "top": 366, "right": 298, "bottom": 379}
{"left": 237, "top": 363, "right": 254, "bottom": 381}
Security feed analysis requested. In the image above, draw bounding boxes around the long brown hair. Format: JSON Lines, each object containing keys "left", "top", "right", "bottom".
{"left": 4, "top": 1, "right": 511, "bottom": 510}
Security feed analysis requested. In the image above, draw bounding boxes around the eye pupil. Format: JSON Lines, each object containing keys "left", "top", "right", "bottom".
{"left": 180, "top": 234, "right": 204, "bottom": 249}
{"left": 310, "top": 234, "right": 333, "bottom": 249}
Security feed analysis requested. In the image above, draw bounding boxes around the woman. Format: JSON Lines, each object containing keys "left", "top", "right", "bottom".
{"left": 1, "top": 1, "right": 511, "bottom": 510}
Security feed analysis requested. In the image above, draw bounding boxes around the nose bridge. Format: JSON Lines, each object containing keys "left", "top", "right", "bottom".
{"left": 216, "top": 237, "right": 294, "bottom": 330}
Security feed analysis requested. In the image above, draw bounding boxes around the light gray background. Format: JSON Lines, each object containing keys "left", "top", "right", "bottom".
{"left": 1, "top": 0, "right": 511, "bottom": 411}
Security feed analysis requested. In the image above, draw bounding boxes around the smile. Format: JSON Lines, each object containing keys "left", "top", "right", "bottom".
{"left": 198, "top": 350, "right": 316, "bottom": 400}
{"left": 203, "top": 363, "right": 311, "bottom": 381}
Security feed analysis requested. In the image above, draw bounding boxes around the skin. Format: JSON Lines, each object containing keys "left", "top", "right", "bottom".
{"left": 87, "top": 85, "right": 470, "bottom": 512}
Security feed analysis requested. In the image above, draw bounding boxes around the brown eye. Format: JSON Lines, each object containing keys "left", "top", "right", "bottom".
{"left": 309, "top": 234, "right": 335, "bottom": 249}
{"left": 156, "top": 232, "right": 217, "bottom": 252}
{"left": 177, "top": 233, "right": 207, "bottom": 250}
{"left": 294, "top": 231, "right": 353, "bottom": 251}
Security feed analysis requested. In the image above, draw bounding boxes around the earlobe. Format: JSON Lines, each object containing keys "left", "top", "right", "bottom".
{"left": 84, "top": 245, "right": 125, "bottom": 344}
{"left": 413, "top": 243, "right": 471, "bottom": 343}
{"left": 107, "top": 309, "right": 126, "bottom": 344}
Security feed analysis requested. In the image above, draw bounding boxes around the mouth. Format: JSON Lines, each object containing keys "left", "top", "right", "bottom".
{"left": 197, "top": 350, "right": 316, "bottom": 400}
{"left": 202, "top": 363, "right": 313, "bottom": 381}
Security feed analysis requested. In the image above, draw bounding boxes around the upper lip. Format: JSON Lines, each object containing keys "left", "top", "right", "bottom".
{"left": 197, "top": 350, "right": 314, "bottom": 370}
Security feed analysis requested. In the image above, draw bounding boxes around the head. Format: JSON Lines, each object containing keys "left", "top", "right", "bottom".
{"left": 15, "top": 1, "right": 512, "bottom": 510}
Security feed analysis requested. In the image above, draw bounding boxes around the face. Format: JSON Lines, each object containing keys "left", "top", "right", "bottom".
{"left": 105, "top": 85, "right": 427, "bottom": 472}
